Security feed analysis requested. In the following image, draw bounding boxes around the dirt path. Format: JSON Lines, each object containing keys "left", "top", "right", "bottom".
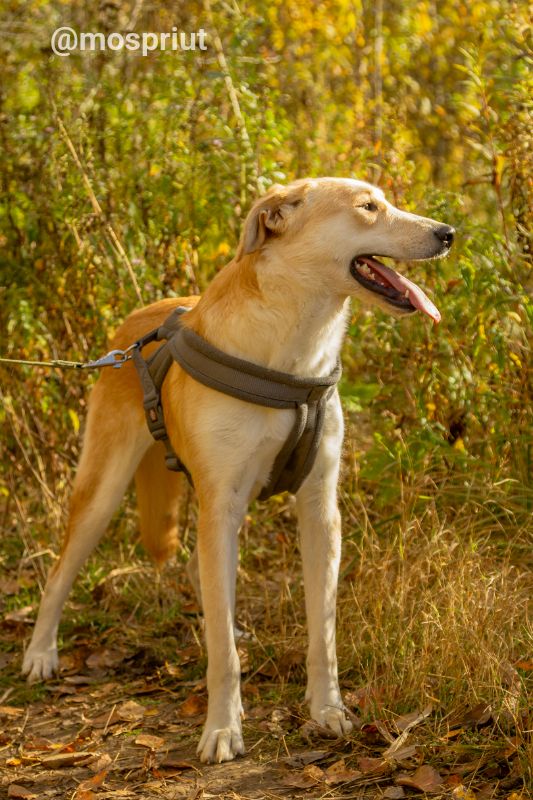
{"left": 0, "top": 646, "right": 528, "bottom": 800}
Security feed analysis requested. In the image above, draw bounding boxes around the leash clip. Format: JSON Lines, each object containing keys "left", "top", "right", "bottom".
{"left": 83, "top": 348, "right": 133, "bottom": 369}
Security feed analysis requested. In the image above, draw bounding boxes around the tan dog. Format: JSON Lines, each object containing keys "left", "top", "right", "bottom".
{"left": 22, "top": 178, "right": 454, "bottom": 762}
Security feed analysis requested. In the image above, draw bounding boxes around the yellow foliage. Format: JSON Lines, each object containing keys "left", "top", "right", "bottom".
{"left": 68, "top": 409, "right": 80, "bottom": 435}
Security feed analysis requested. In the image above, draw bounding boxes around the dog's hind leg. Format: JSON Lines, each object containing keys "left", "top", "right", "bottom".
{"left": 22, "top": 389, "right": 151, "bottom": 683}
{"left": 135, "top": 442, "right": 185, "bottom": 566}
{"left": 296, "top": 392, "right": 353, "bottom": 737}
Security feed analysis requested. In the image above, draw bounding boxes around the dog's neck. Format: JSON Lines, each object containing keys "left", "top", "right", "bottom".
{"left": 189, "top": 252, "right": 350, "bottom": 377}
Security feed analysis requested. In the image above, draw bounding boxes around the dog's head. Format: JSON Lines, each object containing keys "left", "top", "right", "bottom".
{"left": 238, "top": 178, "right": 454, "bottom": 323}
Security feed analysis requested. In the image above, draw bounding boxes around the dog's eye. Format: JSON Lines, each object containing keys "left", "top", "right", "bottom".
{"left": 361, "top": 202, "right": 378, "bottom": 212}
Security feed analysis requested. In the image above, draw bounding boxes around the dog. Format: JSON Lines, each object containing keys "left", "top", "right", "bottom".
{"left": 22, "top": 177, "right": 454, "bottom": 763}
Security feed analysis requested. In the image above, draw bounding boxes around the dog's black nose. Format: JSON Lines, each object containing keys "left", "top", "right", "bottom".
{"left": 434, "top": 224, "right": 455, "bottom": 248}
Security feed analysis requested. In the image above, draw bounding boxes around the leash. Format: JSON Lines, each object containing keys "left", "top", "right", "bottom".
{"left": 0, "top": 345, "right": 136, "bottom": 371}
{"left": 2, "top": 306, "right": 342, "bottom": 501}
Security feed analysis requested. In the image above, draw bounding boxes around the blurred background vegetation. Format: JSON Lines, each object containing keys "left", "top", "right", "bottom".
{"left": 0, "top": 0, "right": 531, "bottom": 738}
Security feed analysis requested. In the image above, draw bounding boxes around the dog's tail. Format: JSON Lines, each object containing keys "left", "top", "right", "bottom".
{"left": 134, "top": 443, "right": 184, "bottom": 565}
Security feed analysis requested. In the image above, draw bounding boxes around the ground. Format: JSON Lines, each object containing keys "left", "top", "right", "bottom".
{"left": 0, "top": 490, "right": 531, "bottom": 799}
{"left": 0, "top": 638, "right": 529, "bottom": 800}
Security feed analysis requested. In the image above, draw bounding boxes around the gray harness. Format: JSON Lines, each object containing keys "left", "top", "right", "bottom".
{"left": 131, "top": 307, "right": 341, "bottom": 500}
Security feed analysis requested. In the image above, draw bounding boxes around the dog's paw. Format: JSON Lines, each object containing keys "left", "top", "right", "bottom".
{"left": 311, "top": 705, "right": 353, "bottom": 737}
{"left": 197, "top": 723, "right": 245, "bottom": 763}
{"left": 22, "top": 647, "right": 58, "bottom": 683}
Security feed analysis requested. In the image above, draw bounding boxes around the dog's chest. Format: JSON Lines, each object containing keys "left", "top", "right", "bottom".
{"left": 194, "top": 396, "right": 296, "bottom": 496}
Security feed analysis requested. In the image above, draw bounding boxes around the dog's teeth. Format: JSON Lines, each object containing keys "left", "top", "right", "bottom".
{"left": 358, "top": 264, "right": 372, "bottom": 277}
{"left": 405, "top": 290, "right": 410, "bottom": 299}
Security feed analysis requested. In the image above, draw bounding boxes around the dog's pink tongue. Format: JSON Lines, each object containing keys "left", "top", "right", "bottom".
{"left": 362, "top": 257, "right": 441, "bottom": 324}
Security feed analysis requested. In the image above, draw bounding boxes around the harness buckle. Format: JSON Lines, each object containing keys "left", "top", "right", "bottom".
{"left": 145, "top": 402, "right": 168, "bottom": 441}
{"left": 83, "top": 348, "right": 132, "bottom": 369}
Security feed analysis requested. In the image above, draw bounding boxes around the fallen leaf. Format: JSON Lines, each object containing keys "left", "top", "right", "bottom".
{"left": 396, "top": 765, "right": 443, "bottom": 793}
{"left": 4, "top": 606, "right": 34, "bottom": 624}
{"left": 257, "top": 660, "right": 277, "bottom": 678}
{"left": 324, "top": 758, "right": 362, "bottom": 784}
{"left": 15, "top": 754, "right": 41, "bottom": 766}
{"left": 94, "top": 681, "right": 119, "bottom": 697}
{"left": 176, "top": 645, "right": 200, "bottom": 665}
{"left": 476, "top": 782, "right": 498, "bottom": 800}
{"left": 452, "top": 785, "right": 477, "bottom": 800}
{"left": 357, "top": 756, "right": 390, "bottom": 775}
{"left": 116, "top": 700, "right": 145, "bottom": 721}
{"left": 78, "top": 769, "right": 108, "bottom": 790}
{"left": 89, "top": 707, "right": 121, "bottom": 728}
{"left": 503, "top": 740, "right": 518, "bottom": 758}
{"left": 259, "top": 719, "right": 284, "bottom": 735}
{"left": 299, "top": 719, "right": 339, "bottom": 741}
{"left": 73, "top": 791, "right": 95, "bottom": 800}
{"left": 344, "top": 685, "right": 385, "bottom": 712}
{"left": 446, "top": 774, "right": 463, "bottom": 788}
{"left": 0, "top": 705, "right": 24, "bottom": 717}
{"left": 282, "top": 764, "right": 325, "bottom": 788}
{"left": 0, "top": 578, "right": 21, "bottom": 595}
{"left": 443, "top": 727, "right": 465, "bottom": 739}
{"left": 134, "top": 734, "right": 165, "bottom": 750}
{"left": 58, "top": 652, "right": 87, "bottom": 673}
{"left": 514, "top": 659, "right": 533, "bottom": 671}
{"left": 361, "top": 722, "right": 389, "bottom": 745}
{"left": 40, "top": 751, "right": 95, "bottom": 768}
{"left": 248, "top": 705, "right": 274, "bottom": 720}
{"left": 282, "top": 750, "right": 330, "bottom": 768}
{"left": 159, "top": 757, "right": 196, "bottom": 771}
{"left": 52, "top": 684, "right": 78, "bottom": 696}
{"left": 237, "top": 644, "right": 251, "bottom": 673}
{"left": 64, "top": 675, "right": 99, "bottom": 685}
{"left": 7, "top": 786, "right": 36, "bottom": 799}
{"left": 179, "top": 694, "right": 207, "bottom": 717}
{"left": 343, "top": 706, "right": 364, "bottom": 729}
{"left": 374, "top": 719, "right": 395, "bottom": 744}
{"left": 461, "top": 703, "right": 492, "bottom": 728}
{"left": 86, "top": 647, "right": 125, "bottom": 670}
{"left": 271, "top": 707, "right": 291, "bottom": 724}
{"left": 383, "top": 788, "right": 405, "bottom": 799}
{"left": 386, "top": 744, "right": 418, "bottom": 762}
{"left": 454, "top": 759, "right": 486, "bottom": 776}
{"left": 163, "top": 661, "right": 183, "bottom": 678}
{"left": 88, "top": 753, "right": 112, "bottom": 773}
{"left": 393, "top": 705, "right": 433, "bottom": 733}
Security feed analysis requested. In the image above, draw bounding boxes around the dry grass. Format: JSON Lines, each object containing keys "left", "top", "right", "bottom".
{"left": 338, "top": 515, "right": 531, "bottom": 715}
{"left": 0, "top": 398, "right": 531, "bottom": 796}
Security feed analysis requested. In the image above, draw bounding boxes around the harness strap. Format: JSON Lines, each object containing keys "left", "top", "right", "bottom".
{"left": 131, "top": 306, "right": 341, "bottom": 499}
{"left": 168, "top": 324, "right": 340, "bottom": 409}
{"left": 132, "top": 308, "right": 192, "bottom": 477}
{"left": 262, "top": 392, "right": 327, "bottom": 498}
{"left": 169, "top": 321, "right": 340, "bottom": 498}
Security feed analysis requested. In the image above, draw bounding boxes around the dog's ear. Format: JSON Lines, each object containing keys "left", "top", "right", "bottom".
{"left": 239, "top": 184, "right": 306, "bottom": 256}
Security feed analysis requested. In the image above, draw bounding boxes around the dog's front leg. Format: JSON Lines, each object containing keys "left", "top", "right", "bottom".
{"left": 195, "top": 493, "right": 246, "bottom": 763}
{"left": 295, "top": 394, "right": 353, "bottom": 737}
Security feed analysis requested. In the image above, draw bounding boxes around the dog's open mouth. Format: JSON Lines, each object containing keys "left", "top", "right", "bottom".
{"left": 350, "top": 255, "right": 441, "bottom": 324}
